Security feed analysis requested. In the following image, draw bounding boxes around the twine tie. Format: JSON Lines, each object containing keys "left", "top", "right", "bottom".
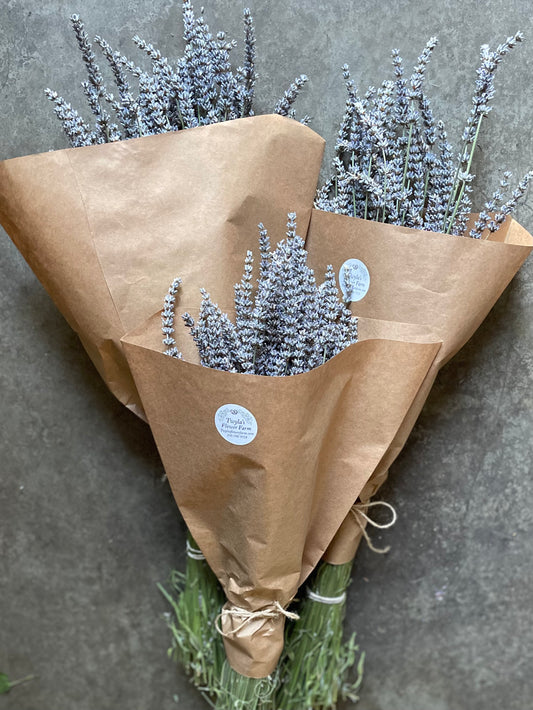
{"left": 216, "top": 602, "right": 299, "bottom": 637}
{"left": 186, "top": 540, "right": 206, "bottom": 561}
{"left": 307, "top": 589, "right": 347, "bottom": 605}
{"left": 350, "top": 500, "right": 397, "bottom": 554}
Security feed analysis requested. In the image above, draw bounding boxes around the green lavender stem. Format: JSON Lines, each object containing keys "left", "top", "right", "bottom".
{"left": 395, "top": 121, "right": 414, "bottom": 223}
{"left": 380, "top": 147, "right": 389, "bottom": 222}
{"left": 159, "top": 531, "right": 226, "bottom": 700}
{"left": 0, "top": 673, "right": 35, "bottom": 694}
{"left": 214, "top": 663, "right": 279, "bottom": 710}
{"left": 445, "top": 116, "right": 483, "bottom": 233}
{"left": 400, "top": 178, "right": 412, "bottom": 226}
{"left": 443, "top": 114, "right": 484, "bottom": 233}
{"left": 351, "top": 153, "right": 357, "bottom": 218}
{"left": 421, "top": 168, "right": 431, "bottom": 220}
{"left": 364, "top": 156, "right": 373, "bottom": 220}
{"left": 276, "top": 560, "right": 364, "bottom": 710}
{"left": 160, "top": 533, "right": 278, "bottom": 709}
{"left": 400, "top": 122, "right": 414, "bottom": 192}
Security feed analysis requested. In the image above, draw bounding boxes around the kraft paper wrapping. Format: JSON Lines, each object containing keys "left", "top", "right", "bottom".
{"left": 122, "top": 310, "right": 440, "bottom": 677}
{"left": 0, "top": 115, "right": 325, "bottom": 417}
{"left": 305, "top": 209, "right": 533, "bottom": 564}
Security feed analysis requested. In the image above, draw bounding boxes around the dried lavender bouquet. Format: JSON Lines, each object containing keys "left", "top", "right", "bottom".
{"left": 159, "top": 213, "right": 359, "bottom": 710}
{"left": 43, "top": 4, "right": 309, "bottom": 701}
{"left": 279, "top": 34, "right": 533, "bottom": 710}
{"left": 315, "top": 33, "right": 531, "bottom": 238}
{"left": 46, "top": 2, "right": 309, "bottom": 148}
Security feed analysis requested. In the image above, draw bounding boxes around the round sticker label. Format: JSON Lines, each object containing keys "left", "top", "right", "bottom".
{"left": 339, "top": 258, "right": 371, "bottom": 302}
{"left": 215, "top": 404, "right": 258, "bottom": 446}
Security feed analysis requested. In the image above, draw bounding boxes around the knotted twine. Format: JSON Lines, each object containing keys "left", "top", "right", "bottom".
{"left": 216, "top": 601, "right": 299, "bottom": 638}
{"left": 305, "top": 500, "right": 397, "bottom": 606}
{"left": 188, "top": 540, "right": 299, "bottom": 655}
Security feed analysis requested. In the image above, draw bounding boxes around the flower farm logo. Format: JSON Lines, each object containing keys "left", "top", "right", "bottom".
{"left": 215, "top": 404, "right": 258, "bottom": 446}
{"left": 339, "top": 258, "right": 370, "bottom": 302}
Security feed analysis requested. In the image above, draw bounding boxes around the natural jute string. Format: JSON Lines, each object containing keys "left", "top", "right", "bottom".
{"left": 350, "top": 500, "right": 398, "bottom": 554}
{"left": 186, "top": 540, "right": 206, "bottom": 561}
{"left": 216, "top": 602, "right": 299, "bottom": 638}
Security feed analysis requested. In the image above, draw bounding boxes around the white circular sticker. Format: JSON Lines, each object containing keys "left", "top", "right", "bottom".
{"left": 215, "top": 404, "right": 258, "bottom": 446}
{"left": 339, "top": 258, "right": 370, "bottom": 302}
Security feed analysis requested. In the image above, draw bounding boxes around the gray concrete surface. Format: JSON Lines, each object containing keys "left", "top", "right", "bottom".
{"left": 1, "top": 1, "right": 532, "bottom": 709}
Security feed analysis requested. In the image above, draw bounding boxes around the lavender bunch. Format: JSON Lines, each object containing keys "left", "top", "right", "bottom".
{"left": 316, "top": 33, "right": 531, "bottom": 239}
{"left": 162, "top": 213, "right": 358, "bottom": 375}
{"left": 46, "top": 3, "right": 309, "bottom": 147}
{"left": 160, "top": 215, "right": 357, "bottom": 710}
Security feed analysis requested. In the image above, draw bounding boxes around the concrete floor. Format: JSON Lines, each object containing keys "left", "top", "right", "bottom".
{"left": 1, "top": 1, "right": 532, "bottom": 709}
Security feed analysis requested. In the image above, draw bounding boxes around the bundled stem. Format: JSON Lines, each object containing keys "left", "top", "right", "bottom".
{"left": 160, "top": 535, "right": 279, "bottom": 708}
{"left": 276, "top": 562, "right": 364, "bottom": 710}
{"left": 158, "top": 531, "right": 226, "bottom": 702}
{"left": 214, "top": 663, "right": 278, "bottom": 710}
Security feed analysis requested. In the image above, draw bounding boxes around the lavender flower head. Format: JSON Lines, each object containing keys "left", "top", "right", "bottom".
{"left": 47, "top": 3, "right": 309, "bottom": 147}
{"left": 162, "top": 214, "right": 358, "bottom": 375}
{"left": 316, "top": 32, "right": 530, "bottom": 239}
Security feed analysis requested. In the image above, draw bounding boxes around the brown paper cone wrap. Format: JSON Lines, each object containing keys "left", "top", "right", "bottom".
{"left": 0, "top": 115, "right": 324, "bottom": 416}
{"left": 305, "top": 209, "right": 533, "bottom": 563}
{"left": 121, "top": 311, "right": 440, "bottom": 676}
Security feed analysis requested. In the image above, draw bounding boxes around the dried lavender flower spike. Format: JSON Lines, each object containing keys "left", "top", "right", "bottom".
{"left": 70, "top": 14, "right": 117, "bottom": 143}
{"left": 319, "top": 33, "right": 529, "bottom": 239}
{"left": 274, "top": 75, "right": 309, "bottom": 117}
{"left": 44, "top": 89, "right": 95, "bottom": 147}
{"left": 341, "top": 265, "right": 357, "bottom": 304}
{"left": 444, "top": 31, "right": 524, "bottom": 234}
{"left": 47, "top": 5, "right": 309, "bottom": 148}
{"left": 166, "top": 215, "right": 358, "bottom": 376}
{"left": 70, "top": 14, "right": 105, "bottom": 96}
{"left": 161, "top": 278, "right": 183, "bottom": 359}
{"left": 237, "top": 8, "right": 257, "bottom": 117}
{"left": 408, "top": 37, "right": 438, "bottom": 100}
{"left": 486, "top": 170, "right": 533, "bottom": 236}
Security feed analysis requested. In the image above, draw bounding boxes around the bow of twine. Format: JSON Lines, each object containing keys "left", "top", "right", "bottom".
{"left": 215, "top": 602, "right": 299, "bottom": 638}
{"left": 350, "top": 500, "right": 397, "bottom": 553}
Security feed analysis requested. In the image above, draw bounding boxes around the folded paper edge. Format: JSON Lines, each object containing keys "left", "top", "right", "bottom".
{"left": 0, "top": 113, "right": 325, "bottom": 165}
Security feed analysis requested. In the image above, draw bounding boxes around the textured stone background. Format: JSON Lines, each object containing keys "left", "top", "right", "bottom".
{"left": 1, "top": 1, "right": 532, "bottom": 709}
